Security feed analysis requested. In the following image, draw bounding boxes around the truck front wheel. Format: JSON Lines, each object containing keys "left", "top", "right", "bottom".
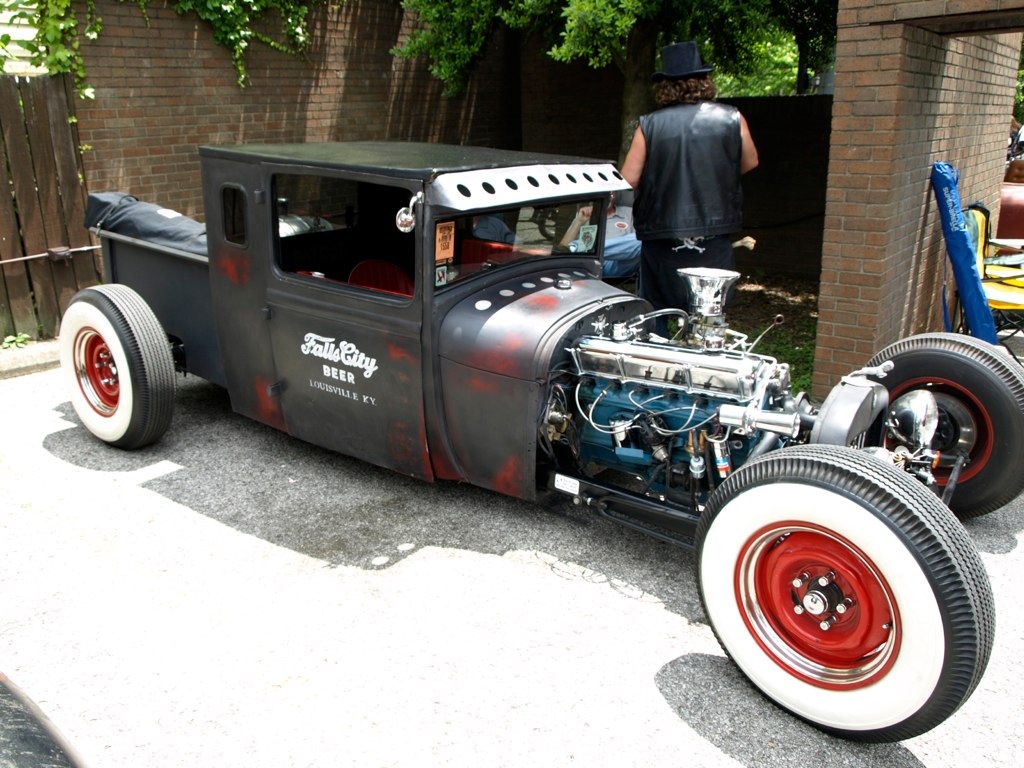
{"left": 865, "top": 332, "right": 1024, "bottom": 518}
{"left": 696, "top": 444, "right": 993, "bottom": 742}
{"left": 59, "top": 285, "right": 175, "bottom": 449}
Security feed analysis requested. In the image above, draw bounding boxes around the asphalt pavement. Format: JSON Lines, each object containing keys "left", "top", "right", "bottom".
{"left": 1, "top": 350, "right": 1023, "bottom": 767}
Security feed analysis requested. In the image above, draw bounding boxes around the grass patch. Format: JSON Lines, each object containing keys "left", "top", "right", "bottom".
{"left": 728, "top": 273, "right": 819, "bottom": 394}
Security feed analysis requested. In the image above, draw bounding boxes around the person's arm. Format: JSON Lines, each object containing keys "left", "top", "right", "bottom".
{"left": 559, "top": 204, "right": 593, "bottom": 247}
{"left": 620, "top": 126, "right": 647, "bottom": 188}
{"left": 739, "top": 114, "right": 759, "bottom": 175}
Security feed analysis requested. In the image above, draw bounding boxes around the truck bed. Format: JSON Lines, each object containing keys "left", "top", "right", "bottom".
{"left": 87, "top": 195, "right": 224, "bottom": 387}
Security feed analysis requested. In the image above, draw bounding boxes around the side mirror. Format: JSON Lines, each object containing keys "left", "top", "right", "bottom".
{"left": 395, "top": 191, "right": 423, "bottom": 233}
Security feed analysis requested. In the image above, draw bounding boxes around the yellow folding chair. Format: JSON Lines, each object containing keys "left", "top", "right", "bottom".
{"left": 959, "top": 203, "right": 1024, "bottom": 356}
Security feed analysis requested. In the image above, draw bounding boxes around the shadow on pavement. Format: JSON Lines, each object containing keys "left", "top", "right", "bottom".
{"left": 656, "top": 654, "right": 925, "bottom": 767}
{"left": 44, "top": 376, "right": 704, "bottom": 619}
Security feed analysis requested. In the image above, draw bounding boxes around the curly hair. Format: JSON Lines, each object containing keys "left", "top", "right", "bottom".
{"left": 653, "top": 76, "right": 717, "bottom": 107}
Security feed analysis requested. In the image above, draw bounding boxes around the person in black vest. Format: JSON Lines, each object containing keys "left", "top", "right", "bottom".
{"left": 621, "top": 41, "right": 759, "bottom": 330}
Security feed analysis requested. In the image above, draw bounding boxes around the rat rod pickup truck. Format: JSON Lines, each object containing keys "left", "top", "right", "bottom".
{"left": 63, "top": 142, "right": 1024, "bottom": 742}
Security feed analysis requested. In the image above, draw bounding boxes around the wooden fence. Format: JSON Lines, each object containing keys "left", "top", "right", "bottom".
{"left": 0, "top": 75, "right": 100, "bottom": 341}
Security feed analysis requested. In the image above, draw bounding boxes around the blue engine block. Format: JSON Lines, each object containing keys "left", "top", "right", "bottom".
{"left": 573, "top": 377, "right": 761, "bottom": 495}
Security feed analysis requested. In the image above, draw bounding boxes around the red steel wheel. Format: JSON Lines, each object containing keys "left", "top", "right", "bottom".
{"left": 736, "top": 523, "right": 899, "bottom": 689}
{"left": 866, "top": 332, "right": 1024, "bottom": 518}
{"left": 696, "top": 444, "right": 993, "bottom": 742}
{"left": 59, "top": 285, "right": 175, "bottom": 449}
{"left": 73, "top": 326, "right": 121, "bottom": 416}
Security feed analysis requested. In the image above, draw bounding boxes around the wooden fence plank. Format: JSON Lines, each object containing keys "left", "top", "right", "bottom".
{"left": 0, "top": 145, "right": 30, "bottom": 338}
{"left": 0, "top": 77, "right": 40, "bottom": 338}
{"left": 1, "top": 73, "right": 101, "bottom": 340}
{"left": 1, "top": 77, "right": 61, "bottom": 337}
{"left": 46, "top": 76, "right": 100, "bottom": 291}
{"left": 62, "top": 77, "right": 103, "bottom": 280}
{"left": 21, "top": 77, "right": 78, "bottom": 320}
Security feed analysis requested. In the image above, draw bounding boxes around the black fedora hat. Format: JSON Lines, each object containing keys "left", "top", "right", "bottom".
{"left": 652, "top": 41, "right": 714, "bottom": 81}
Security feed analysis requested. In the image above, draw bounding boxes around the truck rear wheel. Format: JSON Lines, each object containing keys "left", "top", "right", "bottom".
{"left": 695, "top": 444, "right": 993, "bottom": 742}
{"left": 59, "top": 285, "right": 175, "bottom": 449}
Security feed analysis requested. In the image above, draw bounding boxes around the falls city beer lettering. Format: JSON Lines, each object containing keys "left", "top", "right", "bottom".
{"left": 301, "top": 333, "right": 379, "bottom": 378}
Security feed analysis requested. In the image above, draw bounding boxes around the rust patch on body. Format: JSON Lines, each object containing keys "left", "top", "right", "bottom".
{"left": 524, "top": 293, "right": 560, "bottom": 311}
{"left": 467, "top": 375, "right": 501, "bottom": 394}
{"left": 467, "top": 334, "right": 526, "bottom": 376}
{"left": 388, "top": 341, "right": 416, "bottom": 365}
{"left": 386, "top": 410, "right": 434, "bottom": 481}
{"left": 214, "top": 250, "right": 251, "bottom": 286}
{"left": 493, "top": 455, "right": 524, "bottom": 496}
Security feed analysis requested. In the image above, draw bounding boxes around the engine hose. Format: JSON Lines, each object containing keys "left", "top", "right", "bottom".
{"left": 747, "top": 432, "right": 780, "bottom": 461}
{"left": 640, "top": 462, "right": 666, "bottom": 495}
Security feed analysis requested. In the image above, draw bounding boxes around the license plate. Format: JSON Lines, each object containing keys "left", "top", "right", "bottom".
{"left": 554, "top": 473, "right": 580, "bottom": 495}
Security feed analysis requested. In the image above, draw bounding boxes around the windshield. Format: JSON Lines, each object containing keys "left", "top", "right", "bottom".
{"left": 433, "top": 198, "right": 606, "bottom": 289}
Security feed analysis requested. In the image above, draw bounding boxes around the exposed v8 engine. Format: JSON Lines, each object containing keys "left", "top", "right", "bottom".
{"left": 543, "top": 269, "right": 820, "bottom": 515}
{"left": 560, "top": 334, "right": 798, "bottom": 504}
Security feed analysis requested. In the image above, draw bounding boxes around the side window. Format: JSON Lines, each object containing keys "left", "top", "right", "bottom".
{"left": 221, "top": 186, "right": 247, "bottom": 246}
{"left": 273, "top": 173, "right": 416, "bottom": 297}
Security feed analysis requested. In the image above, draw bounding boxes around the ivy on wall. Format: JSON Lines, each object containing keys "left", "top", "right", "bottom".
{"left": 0, "top": 0, "right": 325, "bottom": 97}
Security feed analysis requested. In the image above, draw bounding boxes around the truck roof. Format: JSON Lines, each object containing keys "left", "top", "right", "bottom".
{"left": 198, "top": 141, "right": 615, "bottom": 180}
{"left": 200, "top": 141, "right": 632, "bottom": 211}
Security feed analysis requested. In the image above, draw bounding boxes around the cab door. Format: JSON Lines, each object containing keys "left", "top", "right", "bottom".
{"left": 263, "top": 171, "right": 432, "bottom": 481}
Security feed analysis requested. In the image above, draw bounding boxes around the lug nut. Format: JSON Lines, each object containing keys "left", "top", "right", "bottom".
{"left": 792, "top": 572, "right": 810, "bottom": 588}
{"left": 819, "top": 615, "right": 837, "bottom": 631}
{"left": 817, "top": 570, "right": 836, "bottom": 587}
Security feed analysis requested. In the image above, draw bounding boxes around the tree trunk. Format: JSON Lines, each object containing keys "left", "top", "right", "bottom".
{"left": 619, "top": 21, "right": 659, "bottom": 166}
{"left": 796, "top": 42, "right": 810, "bottom": 95}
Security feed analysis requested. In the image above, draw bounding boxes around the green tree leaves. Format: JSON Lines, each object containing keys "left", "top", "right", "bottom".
{"left": 394, "top": 0, "right": 827, "bottom": 156}
{"left": 395, "top": 0, "right": 502, "bottom": 96}
{"left": 395, "top": 0, "right": 831, "bottom": 101}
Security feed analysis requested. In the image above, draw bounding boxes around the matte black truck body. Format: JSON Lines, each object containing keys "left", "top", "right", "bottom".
{"left": 66, "top": 141, "right": 1024, "bottom": 742}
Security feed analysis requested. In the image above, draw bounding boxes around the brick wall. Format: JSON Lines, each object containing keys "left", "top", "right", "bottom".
{"left": 74, "top": 0, "right": 833, "bottom": 272}
{"left": 518, "top": 43, "right": 623, "bottom": 161}
{"left": 74, "top": 0, "right": 531, "bottom": 218}
{"left": 814, "top": 1, "right": 1023, "bottom": 396}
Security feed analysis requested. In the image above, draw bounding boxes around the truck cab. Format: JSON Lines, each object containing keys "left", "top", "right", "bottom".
{"left": 191, "top": 143, "right": 642, "bottom": 495}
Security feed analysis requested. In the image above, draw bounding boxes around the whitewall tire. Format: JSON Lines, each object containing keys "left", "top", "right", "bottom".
{"left": 59, "top": 285, "right": 175, "bottom": 449}
{"left": 696, "top": 444, "right": 993, "bottom": 742}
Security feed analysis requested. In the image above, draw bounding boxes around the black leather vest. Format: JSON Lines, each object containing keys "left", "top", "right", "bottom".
{"left": 633, "top": 102, "right": 744, "bottom": 240}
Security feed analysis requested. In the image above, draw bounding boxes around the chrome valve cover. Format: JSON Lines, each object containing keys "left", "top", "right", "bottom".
{"left": 569, "top": 336, "right": 778, "bottom": 402}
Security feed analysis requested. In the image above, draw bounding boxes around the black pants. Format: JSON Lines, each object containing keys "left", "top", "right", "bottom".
{"left": 638, "top": 236, "right": 736, "bottom": 335}
{"left": 638, "top": 236, "right": 737, "bottom": 309}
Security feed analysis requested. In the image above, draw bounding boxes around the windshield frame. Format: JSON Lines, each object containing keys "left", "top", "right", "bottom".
{"left": 431, "top": 197, "right": 609, "bottom": 291}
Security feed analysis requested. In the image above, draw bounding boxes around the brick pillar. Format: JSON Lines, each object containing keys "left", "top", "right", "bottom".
{"left": 813, "top": 2, "right": 1022, "bottom": 398}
